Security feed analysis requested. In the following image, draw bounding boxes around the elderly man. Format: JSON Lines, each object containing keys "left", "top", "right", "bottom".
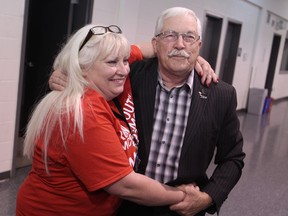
{"left": 119, "top": 7, "right": 245, "bottom": 216}
{"left": 48, "top": 7, "right": 244, "bottom": 216}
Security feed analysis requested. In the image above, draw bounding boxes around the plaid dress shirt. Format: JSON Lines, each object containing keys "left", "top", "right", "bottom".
{"left": 145, "top": 70, "right": 194, "bottom": 183}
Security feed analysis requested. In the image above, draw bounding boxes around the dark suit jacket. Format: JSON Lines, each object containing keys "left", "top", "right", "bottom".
{"left": 117, "top": 58, "right": 245, "bottom": 216}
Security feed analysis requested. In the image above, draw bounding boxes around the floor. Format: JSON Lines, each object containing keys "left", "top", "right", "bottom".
{"left": 1, "top": 98, "right": 288, "bottom": 216}
{"left": 14, "top": 137, "right": 32, "bottom": 169}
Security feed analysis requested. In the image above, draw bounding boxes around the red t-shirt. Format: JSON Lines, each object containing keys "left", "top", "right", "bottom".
{"left": 109, "top": 44, "right": 143, "bottom": 166}
{"left": 16, "top": 45, "right": 143, "bottom": 216}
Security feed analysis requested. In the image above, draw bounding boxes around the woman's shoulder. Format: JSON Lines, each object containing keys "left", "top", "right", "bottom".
{"left": 82, "top": 88, "right": 112, "bottom": 114}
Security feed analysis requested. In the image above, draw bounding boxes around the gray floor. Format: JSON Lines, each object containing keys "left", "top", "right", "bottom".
{"left": 1, "top": 99, "right": 288, "bottom": 216}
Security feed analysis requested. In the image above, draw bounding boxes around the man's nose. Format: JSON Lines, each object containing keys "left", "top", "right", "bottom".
{"left": 174, "top": 35, "right": 185, "bottom": 48}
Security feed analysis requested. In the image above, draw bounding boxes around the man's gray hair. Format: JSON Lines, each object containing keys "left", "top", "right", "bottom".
{"left": 154, "top": 7, "right": 202, "bottom": 39}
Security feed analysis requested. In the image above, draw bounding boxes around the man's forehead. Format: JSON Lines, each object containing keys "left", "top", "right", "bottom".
{"left": 162, "top": 25, "right": 196, "bottom": 33}
{"left": 162, "top": 15, "right": 197, "bottom": 30}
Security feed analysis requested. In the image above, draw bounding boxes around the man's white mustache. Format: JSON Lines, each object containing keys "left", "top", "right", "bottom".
{"left": 168, "top": 49, "right": 190, "bottom": 58}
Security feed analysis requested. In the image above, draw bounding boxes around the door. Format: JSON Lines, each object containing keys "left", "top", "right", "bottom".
{"left": 219, "top": 22, "right": 242, "bottom": 84}
{"left": 265, "top": 34, "right": 281, "bottom": 97}
{"left": 201, "top": 15, "right": 223, "bottom": 70}
{"left": 14, "top": 0, "right": 93, "bottom": 171}
{"left": 19, "top": 0, "right": 93, "bottom": 136}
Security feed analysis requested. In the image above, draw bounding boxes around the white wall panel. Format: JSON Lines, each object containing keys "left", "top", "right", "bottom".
{"left": 0, "top": 0, "right": 25, "bottom": 173}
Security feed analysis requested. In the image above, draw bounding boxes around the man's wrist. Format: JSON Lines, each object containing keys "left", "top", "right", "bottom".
{"left": 201, "top": 192, "right": 213, "bottom": 208}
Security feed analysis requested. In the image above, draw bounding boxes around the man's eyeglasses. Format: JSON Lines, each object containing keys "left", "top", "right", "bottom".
{"left": 155, "top": 30, "right": 200, "bottom": 43}
{"left": 79, "top": 25, "right": 122, "bottom": 51}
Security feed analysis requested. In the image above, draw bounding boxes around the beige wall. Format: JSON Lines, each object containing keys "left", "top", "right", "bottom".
{"left": 92, "top": 0, "right": 288, "bottom": 108}
{"left": 0, "top": 0, "right": 25, "bottom": 173}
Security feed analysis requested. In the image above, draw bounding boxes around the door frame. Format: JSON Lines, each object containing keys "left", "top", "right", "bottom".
{"left": 219, "top": 20, "right": 242, "bottom": 85}
{"left": 265, "top": 34, "right": 281, "bottom": 97}
{"left": 11, "top": 0, "right": 93, "bottom": 177}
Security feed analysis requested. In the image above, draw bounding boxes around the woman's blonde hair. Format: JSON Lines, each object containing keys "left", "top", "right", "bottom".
{"left": 24, "top": 24, "right": 130, "bottom": 172}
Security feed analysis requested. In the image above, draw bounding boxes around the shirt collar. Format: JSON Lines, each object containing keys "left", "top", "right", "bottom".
{"left": 158, "top": 69, "right": 194, "bottom": 95}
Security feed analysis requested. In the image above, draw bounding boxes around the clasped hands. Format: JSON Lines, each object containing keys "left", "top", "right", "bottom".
{"left": 170, "top": 184, "right": 213, "bottom": 216}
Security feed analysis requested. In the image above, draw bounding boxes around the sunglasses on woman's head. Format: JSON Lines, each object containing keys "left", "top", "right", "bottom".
{"left": 79, "top": 25, "right": 122, "bottom": 51}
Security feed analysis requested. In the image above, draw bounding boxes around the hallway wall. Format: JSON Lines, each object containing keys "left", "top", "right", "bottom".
{"left": 0, "top": 0, "right": 25, "bottom": 174}
{"left": 91, "top": 0, "right": 288, "bottom": 108}
{"left": 1, "top": 0, "right": 288, "bottom": 175}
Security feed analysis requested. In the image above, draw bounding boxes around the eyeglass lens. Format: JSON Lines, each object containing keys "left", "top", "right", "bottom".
{"left": 90, "top": 25, "right": 122, "bottom": 35}
{"left": 157, "top": 31, "right": 199, "bottom": 43}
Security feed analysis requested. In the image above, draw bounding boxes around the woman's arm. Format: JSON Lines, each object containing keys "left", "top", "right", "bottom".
{"left": 136, "top": 42, "right": 155, "bottom": 59}
{"left": 195, "top": 55, "right": 218, "bottom": 85}
{"left": 131, "top": 43, "right": 218, "bottom": 85}
{"left": 104, "top": 171, "right": 186, "bottom": 206}
{"left": 48, "top": 45, "right": 218, "bottom": 90}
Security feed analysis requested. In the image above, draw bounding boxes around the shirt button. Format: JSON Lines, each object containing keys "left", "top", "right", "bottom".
{"left": 166, "top": 117, "right": 169, "bottom": 122}
{"left": 157, "top": 164, "right": 161, "bottom": 167}
{"left": 162, "top": 141, "right": 165, "bottom": 145}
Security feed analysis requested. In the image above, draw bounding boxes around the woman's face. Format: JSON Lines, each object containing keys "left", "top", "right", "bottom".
{"left": 86, "top": 50, "right": 130, "bottom": 101}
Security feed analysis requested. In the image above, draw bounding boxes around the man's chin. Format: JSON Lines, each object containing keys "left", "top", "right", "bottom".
{"left": 168, "top": 61, "right": 191, "bottom": 70}
{"left": 169, "top": 56, "right": 188, "bottom": 60}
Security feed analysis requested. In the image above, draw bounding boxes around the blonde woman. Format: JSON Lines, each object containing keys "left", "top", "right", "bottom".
{"left": 16, "top": 24, "right": 194, "bottom": 216}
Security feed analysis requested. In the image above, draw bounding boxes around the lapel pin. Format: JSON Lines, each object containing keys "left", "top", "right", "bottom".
{"left": 198, "top": 89, "right": 207, "bottom": 99}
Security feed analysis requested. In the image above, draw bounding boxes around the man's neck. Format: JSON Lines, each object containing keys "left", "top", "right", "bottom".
{"left": 159, "top": 70, "right": 191, "bottom": 89}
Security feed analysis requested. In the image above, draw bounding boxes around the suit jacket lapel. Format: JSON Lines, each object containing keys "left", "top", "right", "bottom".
{"left": 180, "top": 72, "right": 210, "bottom": 157}
{"left": 139, "top": 59, "right": 159, "bottom": 156}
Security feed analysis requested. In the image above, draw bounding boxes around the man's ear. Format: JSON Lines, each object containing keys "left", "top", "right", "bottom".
{"left": 152, "top": 37, "right": 158, "bottom": 54}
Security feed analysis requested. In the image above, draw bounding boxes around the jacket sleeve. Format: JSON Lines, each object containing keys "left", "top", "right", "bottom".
{"left": 202, "top": 85, "right": 245, "bottom": 214}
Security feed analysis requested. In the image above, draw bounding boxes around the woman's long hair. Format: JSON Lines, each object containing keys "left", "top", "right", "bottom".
{"left": 23, "top": 24, "right": 130, "bottom": 172}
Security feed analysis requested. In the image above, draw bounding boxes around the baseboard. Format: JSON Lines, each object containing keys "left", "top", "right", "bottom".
{"left": 0, "top": 170, "right": 11, "bottom": 180}
{"left": 272, "top": 96, "right": 288, "bottom": 104}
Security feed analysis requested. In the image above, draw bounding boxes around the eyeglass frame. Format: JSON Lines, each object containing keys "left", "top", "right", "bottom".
{"left": 155, "top": 30, "right": 200, "bottom": 43}
{"left": 79, "top": 25, "right": 122, "bottom": 51}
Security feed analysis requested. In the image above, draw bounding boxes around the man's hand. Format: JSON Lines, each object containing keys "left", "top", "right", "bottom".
{"left": 170, "top": 184, "right": 213, "bottom": 216}
{"left": 48, "top": 70, "right": 68, "bottom": 91}
{"left": 195, "top": 56, "right": 218, "bottom": 86}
